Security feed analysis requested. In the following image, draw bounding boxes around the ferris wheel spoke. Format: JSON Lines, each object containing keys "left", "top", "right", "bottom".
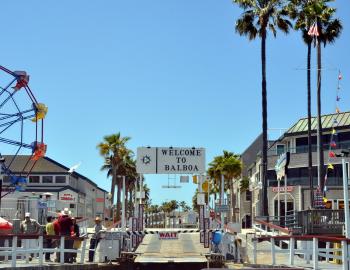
{"left": 0, "top": 114, "right": 35, "bottom": 133}
{"left": 0, "top": 137, "right": 32, "bottom": 149}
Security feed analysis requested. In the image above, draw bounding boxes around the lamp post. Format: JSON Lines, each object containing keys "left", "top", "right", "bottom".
{"left": 337, "top": 150, "right": 350, "bottom": 238}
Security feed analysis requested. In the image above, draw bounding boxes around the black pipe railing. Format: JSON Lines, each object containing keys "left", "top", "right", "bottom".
{"left": 295, "top": 209, "right": 345, "bottom": 235}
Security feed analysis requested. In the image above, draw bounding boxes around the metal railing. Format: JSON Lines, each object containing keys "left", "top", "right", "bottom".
{"left": 295, "top": 209, "right": 345, "bottom": 235}
{"left": 0, "top": 234, "right": 88, "bottom": 267}
{"left": 253, "top": 235, "right": 349, "bottom": 270}
{"left": 267, "top": 140, "right": 350, "bottom": 157}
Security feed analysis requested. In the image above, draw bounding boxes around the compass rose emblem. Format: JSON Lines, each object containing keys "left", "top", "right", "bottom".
{"left": 141, "top": 155, "right": 151, "bottom": 165}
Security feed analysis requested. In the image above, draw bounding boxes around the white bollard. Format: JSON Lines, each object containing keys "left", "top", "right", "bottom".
{"left": 313, "top": 238, "right": 318, "bottom": 270}
{"left": 253, "top": 239, "right": 257, "bottom": 264}
{"left": 60, "top": 236, "right": 65, "bottom": 264}
{"left": 11, "top": 236, "right": 17, "bottom": 268}
{"left": 326, "top": 242, "right": 330, "bottom": 263}
{"left": 271, "top": 238, "right": 276, "bottom": 265}
{"left": 289, "top": 237, "right": 295, "bottom": 265}
{"left": 38, "top": 236, "right": 43, "bottom": 266}
{"left": 80, "top": 238, "right": 87, "bottom": 264}
{"left": 4, "top": 239, "right": 8, "bottom": 262}
{"left": 342, "top": 240, "right": 348, "bottom": 270}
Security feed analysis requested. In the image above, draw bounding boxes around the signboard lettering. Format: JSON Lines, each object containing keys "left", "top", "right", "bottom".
{"left": 159, "top": 232, "right": 178, "bottom": 240}
{"left": 60, "top": 193, "right": 75, "bottom": 201}
{"left": 136, "top": 147, "right": 205, "bottom": 174}
{"left": 272, "top": 186, "right": 293, "bottom": 192}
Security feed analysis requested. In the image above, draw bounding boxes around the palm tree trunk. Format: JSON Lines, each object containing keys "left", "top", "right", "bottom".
{"left": 129, "top": 186, "right": 133, "bottom": 217}
{"left": 116, "top": 179, "right": 122, "bottom": 222}
{"left": 125, "top": 180, "right": 129, "bottom": 220}
{"left": 261, "top": 27, "right": 269, "bottom": 217}
{"left": 307, "top": 41, "right": 314, "bottom": 207}
{"left": 110, "top": 168, "right": 116, "bottom": 219}
{"left": 317, "top": 36, "right": 325, "bottom": 192}
{"left": 230, "top": 180, "right": 234, "bottom": 222}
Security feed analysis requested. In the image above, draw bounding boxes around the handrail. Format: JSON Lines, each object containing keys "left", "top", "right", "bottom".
{"left": 0, "top": 234, "right": 90, "bottom": 267}
{"left": 254, "top": 218, "right": 290, "bottom": 234}
{"left": 257, "top": 234, "right": 349, "bottom": 243}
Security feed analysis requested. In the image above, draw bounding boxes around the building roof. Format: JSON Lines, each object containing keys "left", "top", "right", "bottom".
{"left": 286, "top": 111, "right": 350, "bottom": 136}
{"left": 2, "top": 155, "right": 108, "bottom": 193}
{"left": 3, "top": 155, "right": 69, "bottom": 174}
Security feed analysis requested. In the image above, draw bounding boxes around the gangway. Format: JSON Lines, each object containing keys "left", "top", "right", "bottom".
{"left": 133, "top": 229, "right": 209, "bottom": 269}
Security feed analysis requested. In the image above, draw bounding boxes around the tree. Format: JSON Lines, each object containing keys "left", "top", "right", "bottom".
{"left": 208, "top": 151, "right": 242, "bottom": 222}
{"left": 307, "top": 0, "right": 341, "bottom": 192}
{"left": 287, "top": 0, "right": 314, "bottom": 206}
{"left": 97, "top": 132, "right": 131, "bottom": 221}
{"left": 234, "top": 0, "right": 292, "bottom": 216}
{"left": 179, "top": 201, "right": 191, "bottom": 212}
{"left": 287, "top": 0, "right": 342, "bottom": 204}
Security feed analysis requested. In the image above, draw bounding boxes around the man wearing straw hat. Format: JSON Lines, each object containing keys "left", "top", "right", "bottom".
{"left": 88, "top": 216, "right": 103, "bottom": 262}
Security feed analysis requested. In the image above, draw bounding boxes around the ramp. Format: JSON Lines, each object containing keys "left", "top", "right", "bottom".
{"left": 134, "top": 230, "right": 209, "bottom": 264}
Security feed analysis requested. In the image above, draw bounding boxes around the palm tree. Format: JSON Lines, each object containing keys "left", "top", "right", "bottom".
{"left": 309, "top": 1, "right": 341, "bottom": 192}
{"left": 208, "top": 151, "right": 242, "bottom": 222}
{"left": 287, "top": 0, "right": 314, "bottom": 206}
{"left": 234, "top": 0, "right": 292, "bottom": 216}
{"left": 97, "top": 132, "right": 131, "bottom": 221}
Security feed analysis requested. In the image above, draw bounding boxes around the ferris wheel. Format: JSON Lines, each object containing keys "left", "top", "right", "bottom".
{"left": 0, "top": 65, "right": 47, "bottom": 196}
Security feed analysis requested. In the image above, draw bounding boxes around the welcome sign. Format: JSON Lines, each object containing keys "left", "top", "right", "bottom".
{"left": 136, "top": 147, "right": 205, "bottom": 174}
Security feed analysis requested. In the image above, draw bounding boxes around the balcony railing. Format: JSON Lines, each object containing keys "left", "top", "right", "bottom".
{"left": 294, "top": 209, "right": 345, "bottom": 235}
{"left": 268, "top": 140, "right": 350, "bottom": 156}
{"left": 268, "top": 177, "right": 344, "bottom": 187}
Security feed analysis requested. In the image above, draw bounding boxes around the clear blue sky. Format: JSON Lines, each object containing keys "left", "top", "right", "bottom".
{"left": 0, "top": 1, "right": 349, "bottom": 206}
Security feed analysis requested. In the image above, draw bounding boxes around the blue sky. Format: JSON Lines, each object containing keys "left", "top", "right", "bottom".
{"left": 0, "top": 1, "right": 349, "bottom": 206}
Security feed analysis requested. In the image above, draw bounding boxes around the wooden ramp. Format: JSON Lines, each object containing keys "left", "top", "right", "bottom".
{"left": 134, "top": 230, "right": 209, "bottom": 264}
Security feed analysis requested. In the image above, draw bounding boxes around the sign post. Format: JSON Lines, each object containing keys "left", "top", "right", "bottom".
{"left": 199, "top": 205, "right": 205, "bottom": 243}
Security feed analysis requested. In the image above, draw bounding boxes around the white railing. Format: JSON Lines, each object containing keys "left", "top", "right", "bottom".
{"left": 253, "top": 235, "right": 349, "bottom": 270}
{"left": 0, "top": 234, "right": 88, "bottom": 267}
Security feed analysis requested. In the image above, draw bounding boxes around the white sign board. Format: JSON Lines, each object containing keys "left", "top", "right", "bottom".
{"left": 136, "top": 147, "right": 205, "bottom": 174}
{"left": 197, "top": 193, "right": 206, "bottom": 205}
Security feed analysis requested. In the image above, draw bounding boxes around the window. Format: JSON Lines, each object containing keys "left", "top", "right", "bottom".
{"left": 55, "top": 176, "right": 66, "bottom": 184}
{"left": 2, "top": 176, "right": 10, "bottom": 183}
{"left": 42, "top": 176, "right": 53, "bottom": 183}
{"left": 69, "top": 204, "right": 75, "bottom": 209}
{"left": 29, "top": 176, "right": 40, "bottom": 183}
{"left": 276, "top": 144, "right": 285, "bottom": 155}
{"left": 245, "top": 191, "right": 251, "bottom": 201}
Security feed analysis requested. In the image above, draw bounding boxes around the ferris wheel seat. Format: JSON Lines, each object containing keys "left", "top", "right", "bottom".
{"left": 12, "top": 71, "right": 29, "bottom": 91}
{"left": 31, "top": 142, "right": 47, "bottom": 160}
{"left": 31, "top": 103, "right": 48, "bottom": 122}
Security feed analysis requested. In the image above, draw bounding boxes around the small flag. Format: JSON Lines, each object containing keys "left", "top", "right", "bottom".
{"left": 308, "top": 22, "right": 319, "bottom": 37}
{"left": 329, "top": 151, "right": 336, "bottom": 158}
{"left": 327, "top": 164, "right": 334, "bottom": 170}
{"left": 192, "top": 175, "right": 198, "bottom": 184}
{"left": 330, "top": 141, "right": 337, "bottom": 148}
{"left": 332, "top": 128, "right": 337, "bottom": 135}
{"left": 338, "top": 73, "right": 342, "bottom": 80}
{"left": 336, "top": 107, "right": 340, "bottom": 113}
{"left": 336, "top": 96, "right": 341, "bottom": 101}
